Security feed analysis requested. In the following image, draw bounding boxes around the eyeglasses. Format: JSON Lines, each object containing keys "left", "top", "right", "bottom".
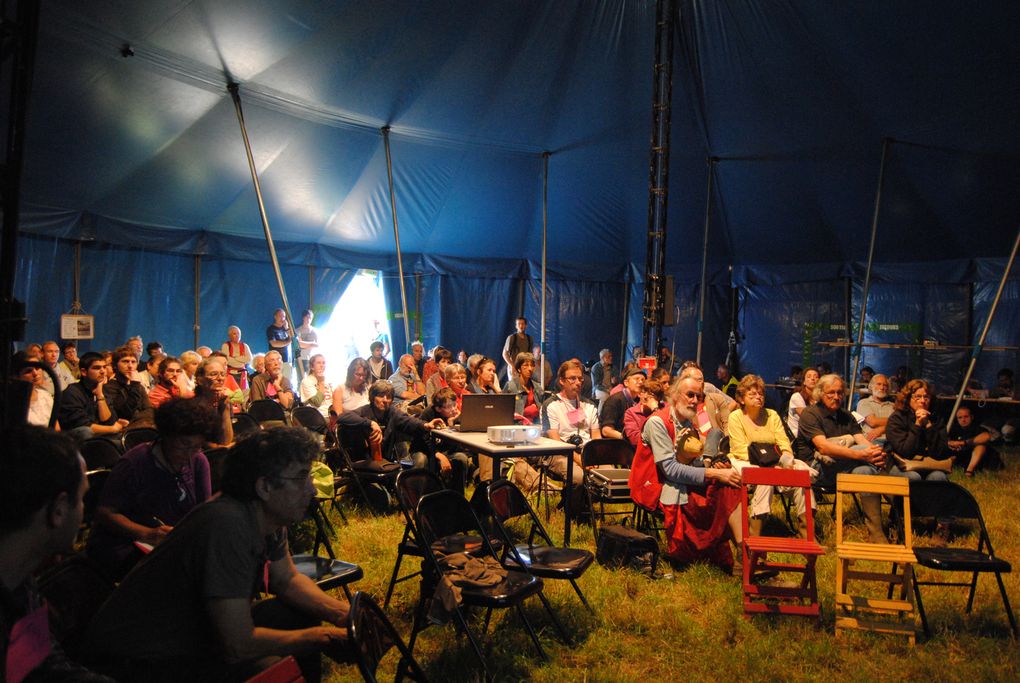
{"left": 563, "top": 375, "right": 583, "bottom": 383}
{"left": 683, "top": 391, "right": 705, "bottom": 400}
{"left": 276, "top": 471, "right": 313, "bottom": 484}
{"left": 823, "top": 390, "right": 845, "bottom": 397}
{"left": 911, "top": 393, "right": 931, "bottom": 400}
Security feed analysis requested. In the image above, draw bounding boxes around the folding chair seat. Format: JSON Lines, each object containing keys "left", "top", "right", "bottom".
{"left": 740, "top": 468, "right": 825, "bottom": 619}
{"left": 80, "top": 437, "right": 122, "bottom": 470}
{"left": 835, "top": 473, "right": 917, "bottom": 644}
{"left": 581, "top": 438, "right": 636, "bottom": 535}
{"left": 348, "top": 592, "right": 429, "bottom": 683}
{"left": 907, "top": 480, "right": 1016, "bottom": 638}
{"left": 409, "top": 490, "right": 569, "bottom": 681}
{"left": 290, "top": 553, "right": 363, "bottom": 602}
{"left": 248, "top": 399, "right": 289, "bottom": 426}
{"left": 121, "top": 426, "right": 159, "bottom": 451}
{"left": 383, "top": 469, "right": 446, "bottom": 608}
{"left": 487, "top": 479, "right": 595, "bottom": 612}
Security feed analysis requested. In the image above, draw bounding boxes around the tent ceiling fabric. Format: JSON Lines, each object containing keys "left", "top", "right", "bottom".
{"left": 18, "top": 0, "right": 1020, "bottom": 271}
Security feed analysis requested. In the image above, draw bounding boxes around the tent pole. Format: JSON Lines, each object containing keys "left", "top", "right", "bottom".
{"left": 382, "top": 126, "right": 411, "bottom": 353}
{"left": 70, "top": 241, "right": 83, "bottom": 313}
{"left": 696, "top": 158, "right": 715, "bottom": 365}
{"left": 847, "top": 137, "right": 890, "bottom": 410}
{"left": 227, "top": 83, "right": 301, "bottom": 380}
{"left": 193, "top": 254, "right": 201, "bottom": 350}
{"left": 309, "top": 266, "right": 315, "bottom": 310}
{"left": 947, "top": 225, "right": 1020, "bottom": 432}
{"left": 619, "top": 279, "right": 630, "bottom": 372}
{"left": 540, "top": 152, "right": 549, "bottom": 388}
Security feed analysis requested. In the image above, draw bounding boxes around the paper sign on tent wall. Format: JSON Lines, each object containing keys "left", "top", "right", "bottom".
{"left": 60, "top": 314, "right": 94, "bottom": 340}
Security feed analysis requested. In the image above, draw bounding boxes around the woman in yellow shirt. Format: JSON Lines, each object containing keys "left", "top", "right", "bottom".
{"left": 728, "top": 374, "right": 811, "bottom": 538}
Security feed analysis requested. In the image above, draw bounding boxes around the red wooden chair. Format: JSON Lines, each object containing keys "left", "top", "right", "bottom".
{"left": 245, "top": 656, "right": 304, "bottom": 683}
{"left": 740, "top": 467, "right": 825, "bottom": 619}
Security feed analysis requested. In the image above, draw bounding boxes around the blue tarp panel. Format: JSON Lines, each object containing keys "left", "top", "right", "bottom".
{"left": 8, "top": 1, "right": 1019, "bottom": 379}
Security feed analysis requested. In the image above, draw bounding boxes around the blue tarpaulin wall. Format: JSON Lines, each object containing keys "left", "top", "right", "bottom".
{"left": 9, "top": 1, "right": 1020, "bottom": 388}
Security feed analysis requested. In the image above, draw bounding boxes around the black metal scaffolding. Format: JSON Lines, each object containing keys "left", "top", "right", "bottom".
{"left": 641, "top": 0, "right": 676, "bottom": 356}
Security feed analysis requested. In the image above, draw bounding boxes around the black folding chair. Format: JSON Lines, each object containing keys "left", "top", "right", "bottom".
{"left": 348, "top": 592, "right": 429, "bottom": 683}
{"left": 328, "top": 423, "right": 400, "bottom": 515}
{"left": 248, "top": 399, "right": 288, "bottom": 425}
{"left": 203, "top": 446, "right": 231, "bottom": 493}
{"left": 384, "top": 469, "right": 446, "bottom": 608}
{"left": 121, "top": 426, "right": 159, "bottom": 451}
{"left": 233, "top": 412, "right": 261, "bottom": 439}
{"left": 79, "top": 468, "right": 111, "bottom": 542}
{"left": 908, "top": 480, "right": 1016, "bottom": 638}
{"left": 36, "top": 554, "right": 116, "bottom": 658}
{"left": 80, "top": 437, "right": 122, "bottom": 470}
{"left": 409, "top": 490, "right": 569, "bottom": 681}
{"left": 580, "top": 438, "right": 636, "bottom": 541}
{"left": 487, "top": 479, "right": 595, "bottom": 612}
{"left": 292, "top": 405, "right": 328, "bottom": 435}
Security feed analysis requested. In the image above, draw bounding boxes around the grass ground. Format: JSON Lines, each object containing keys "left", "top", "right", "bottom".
{"left": 315, "top": 449, "right": 1020, "bottom": 682}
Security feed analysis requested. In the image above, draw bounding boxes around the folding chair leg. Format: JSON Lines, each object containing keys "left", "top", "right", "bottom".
{"left": 913, "top": 580, "right": 931, "bottom": 639}
{"left": 482, "top": 607, "right": 493, "bottom": 635}
{"left": 994, "top": 571, "right": 1018, "bottom": 638}
{"left": 514, "top": 603, "right": 548, "bottom": 661}
{"left": 535, "top": 591, "right": 572, "bottom": 646}
{"left": 966, "top": 570, "right": 980, "bottom": 612}
{"left": 406, "top": 595, "right": 427, "bottom": 656}
{"left": 569, "top": 578, "right": 594, "bottom": 613}
{"left": 342, "top": 584, "right": 353, "bottom": 602}
{"left": 384, "top": 549, "right": 405, "bottom": 608}
{"left": 453, "top": 607, "right": 492, "bottom": 678}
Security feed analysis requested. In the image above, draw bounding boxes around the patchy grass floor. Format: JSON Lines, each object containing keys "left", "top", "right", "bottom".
{"left": 314, "top": 450, "right": 1020, "bottom": 682}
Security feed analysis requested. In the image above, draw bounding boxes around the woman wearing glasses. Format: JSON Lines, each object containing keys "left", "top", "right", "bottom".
{"left": 885, "top": 379, "right": 951, "bottom": 483}
{"left": 87, "top": 398, "right": 218, "bottom": 580}
{"left": 727, "top": 375, "right": 812, "bottom": 538}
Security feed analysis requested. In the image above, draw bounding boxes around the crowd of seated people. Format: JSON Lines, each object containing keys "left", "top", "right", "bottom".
{"left": 6, "top": 313, "right": 1020, "bottom": 682}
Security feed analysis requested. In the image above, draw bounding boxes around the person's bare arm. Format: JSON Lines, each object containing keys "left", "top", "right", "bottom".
{"left": 269, "top": 554, "right": 348, "bottom": 625}
{"left": 206, "top": 597, "right": 345, "bottom": 664}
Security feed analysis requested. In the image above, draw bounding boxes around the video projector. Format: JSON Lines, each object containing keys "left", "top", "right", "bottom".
{"left": 487, "top": 424, "right": 541, "bottom": 445}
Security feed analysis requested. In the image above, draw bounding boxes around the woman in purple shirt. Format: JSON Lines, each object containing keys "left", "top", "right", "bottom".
{"left": 86, "top": 398, "right": 218, "bottom": 580}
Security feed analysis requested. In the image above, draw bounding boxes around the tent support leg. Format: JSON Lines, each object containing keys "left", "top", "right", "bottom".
{"left": 696, "top": 158, "right": 715, "bottom": 365}
{"left": 382, "top": 126, "right": 411, "bottom": 355}
{"left": 947, "top": 225, "right": 1020, "bottom": 432}
{"left": 847, "top": 137, "right": 891, "bottom": 409}
{"left": 227, "top": 83, "right": 301, "bottom": 380}
{"left": 540, "top": 152, "right": 550, "bottom": 388}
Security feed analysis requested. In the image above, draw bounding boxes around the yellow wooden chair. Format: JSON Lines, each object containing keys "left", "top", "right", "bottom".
{"left": 835, "top": 473, "right": 917, "bottom": 644}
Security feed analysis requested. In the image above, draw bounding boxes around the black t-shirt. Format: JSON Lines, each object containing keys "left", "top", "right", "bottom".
{"left": 266, "top": 323, "right": 292, "bottom": 363}
{"left": 599, "top": 391, "right": 634, "bottom": 432}
{"left": 795, "top": 404, "right": 862, "bottom": 461}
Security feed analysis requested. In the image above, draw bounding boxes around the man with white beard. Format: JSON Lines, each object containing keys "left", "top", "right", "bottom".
{"left": 633, "top": 375, "right": 743, "bottom": 572}
{"left": 856, "top": 374, "right": 894, "bottom": 443}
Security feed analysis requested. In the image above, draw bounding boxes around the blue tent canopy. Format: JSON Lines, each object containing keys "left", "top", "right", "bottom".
{"left": 12, "top": 0, "right": 1020, "bottom": 388}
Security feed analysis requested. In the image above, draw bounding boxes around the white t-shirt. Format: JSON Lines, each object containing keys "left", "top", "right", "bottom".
{"left": 545, "top": 394, "right": 600, "bottom": 446}
{"left": 787, "top": 392, "right": 807, "bottom": 437}
{"left": 299, "top": 374, "right": 333, "bottom": 417}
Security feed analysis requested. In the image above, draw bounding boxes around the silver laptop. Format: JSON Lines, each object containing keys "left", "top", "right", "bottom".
{"left": 456, "top": 393, "right": 516, "bottom": 432}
